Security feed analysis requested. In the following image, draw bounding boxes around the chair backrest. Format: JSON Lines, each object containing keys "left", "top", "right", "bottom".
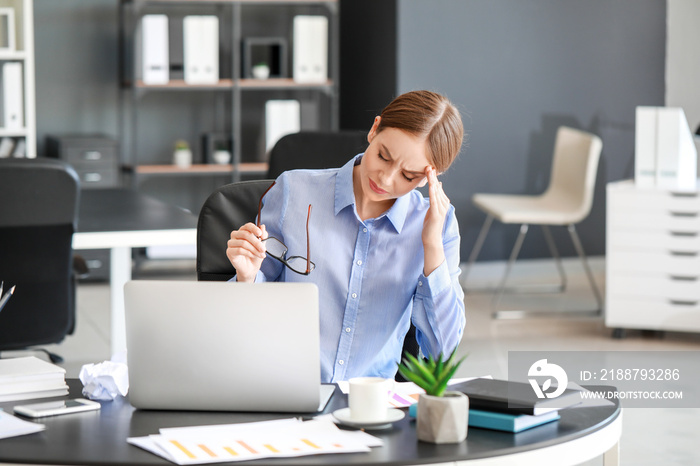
{"left": 267, "top": 130, "right": 367, "bottom": 179}
{"left": 0, "top": 158, "right": 80, "bottom": 350}
{"left": 544, "top": 126, "right": 603, "bottom": 223}
{"left": 196, "top": 179, "right": 275, "bottom": 281}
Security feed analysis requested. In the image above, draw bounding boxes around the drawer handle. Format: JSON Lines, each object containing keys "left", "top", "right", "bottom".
{"left": 670, "top": 231, "right": 698, "bottom": 237}
{"left": 84, "top": 172, "right": 102, "bottom": 182}
{"left": 670, "top": 251, "right": 699, "bottom": 257}
{"left": 671, "top": 192, "right": 699, "bottom": 198}
{"left": 669, "top": 211, "right": 699, "bottom": 218}
{"left": 83, "top": 150, "right": 102, "bottom": 161}
{"left": 669, "top": 275, "right": 699, "bottom": 281}
{"left": 669, "top": 299, "right": 699, "bottom": 306}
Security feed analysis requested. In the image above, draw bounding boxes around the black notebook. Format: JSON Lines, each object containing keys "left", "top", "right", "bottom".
{"left": 451, "top": 378, "right": 582, "bottom": 415}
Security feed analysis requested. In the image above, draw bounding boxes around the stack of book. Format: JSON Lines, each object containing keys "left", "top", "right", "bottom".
{"left": 0, "top": 356, "right": 69, "bottom": 402}
{"left": 451, "top": 378, "right": 582, "bottom": 433}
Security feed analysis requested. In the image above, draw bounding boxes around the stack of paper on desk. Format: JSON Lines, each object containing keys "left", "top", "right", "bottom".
{"left": 128, "top": 418, "right": 381, "bottom": 465}
{"left": 0, "top": 356, "right": 69, "bottom": 402}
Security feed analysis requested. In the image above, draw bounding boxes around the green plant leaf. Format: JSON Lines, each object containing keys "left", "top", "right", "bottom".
{"left": 398, "top": 364, "right": 432, "bottom": 392}
{"left": 404, "top": 353, "right": 436, "bottom": 386}
{"left": 433, "top": 362, "right": 462, "bottom": 397}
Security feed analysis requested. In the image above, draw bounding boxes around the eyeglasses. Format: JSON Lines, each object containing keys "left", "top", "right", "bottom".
{"left": 257, "top": 182, "right": 315, "bottom": 275}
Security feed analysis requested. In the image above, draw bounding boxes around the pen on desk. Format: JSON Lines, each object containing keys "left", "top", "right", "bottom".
{"left": 0, "top": 285, "right": 15, "bottom": 313}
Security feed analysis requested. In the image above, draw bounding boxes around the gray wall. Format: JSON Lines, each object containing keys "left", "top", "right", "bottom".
{"left": 33, "top": 1, "right": 667, "bottom": 261}
{"left": 397, "top": 0, "right": 666, "bottom": 261}
{"left": 35, "top": 0, "right": 119, "bottom": 152}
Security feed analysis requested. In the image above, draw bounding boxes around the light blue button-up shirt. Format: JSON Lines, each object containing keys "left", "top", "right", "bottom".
{"left": 253, "top": 154, "right": 465, "bottom": 382}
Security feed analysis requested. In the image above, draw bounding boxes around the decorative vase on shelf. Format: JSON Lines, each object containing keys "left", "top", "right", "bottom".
{"left": 173, "top": 140, "right": 192, "bottom": 169}
{"left": 252, "top": 63, "right": 270, "bottom": 80}
{"left": 212, "top": 150, "right": 231, "bottom": 165}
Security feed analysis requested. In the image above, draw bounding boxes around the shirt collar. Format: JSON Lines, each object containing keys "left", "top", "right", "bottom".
{"left": 334, "top": 154, "right": 410, "bottom": 234}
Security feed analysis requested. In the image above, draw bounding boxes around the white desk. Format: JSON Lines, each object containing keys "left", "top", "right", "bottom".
{"left": 73, "top": 189, "right": 197, "bottom": 355}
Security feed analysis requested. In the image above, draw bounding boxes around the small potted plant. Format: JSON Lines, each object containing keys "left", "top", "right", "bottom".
{"left": 212, "top": 141, "right": 231, "bottom": 165}
{"left": 173, "top": 139, "right": 192, "bottom": 168}
{"left": 252, "top": 62, "right": 270, "bottom": 80}
{"left": 398, "top": 350, "right": 468, "bottom": 444}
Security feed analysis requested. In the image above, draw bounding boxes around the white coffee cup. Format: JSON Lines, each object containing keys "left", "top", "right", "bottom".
{"left": 348, "top": 377, "right": 392, "bottom": 422}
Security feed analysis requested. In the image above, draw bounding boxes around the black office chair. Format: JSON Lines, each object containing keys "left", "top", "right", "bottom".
{"left": 0, "top": 158, "right": 81, "bottom": 362}
{"left": 266, "top": 130, "right": 368, "bottom": 178}
{"left": 197, "top": 180, "right": 275, "bottom": 282}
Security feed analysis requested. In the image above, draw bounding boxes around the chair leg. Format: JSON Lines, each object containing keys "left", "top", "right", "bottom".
{"left": 568, "top": 224, "right": 603, "bottom": 315}
{"left": 462, "top": 213, "right": 494, "bottom": 284}
{"left": 541, "top": 225, "right": 567, "bottom": 292}
{"left": 491, "top": 224, "right": 529, "bottom": 313}
{"left": 492, "top": 224, "right": 602, "bottom": 319}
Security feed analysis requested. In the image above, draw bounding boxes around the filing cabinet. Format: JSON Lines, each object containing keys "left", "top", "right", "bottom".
{"left": 46, "top": 134, "right": 120, "bottom": 189}
{"left": 46, "top": 134, "right": 120, "bottom": 281}
{"left": 606, "top": 180, "right": 700, "bottom": 333}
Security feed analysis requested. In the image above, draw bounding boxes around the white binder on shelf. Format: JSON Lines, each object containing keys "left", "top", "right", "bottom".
{"left": 0, "top": 137, "right": 13, "bottom": 158}
{"left": 655, "top": 107, "right": 697, "bottom": 191}
{"left": 183, "top": 15, "right": 219, "bottom": 85}
{"left": 265, "top": 100, "right": 300, "bottom": 153}
{"left": 293, "top": 15, "right": 328, "bottom": 83}
{"left": 0, "top": 7, "right": 16, "bottom": 52}
{"left": 634, "top": 106, "right": 658, "bottom": 188}
{"left": 2, "top": 62, "right": 23, "bottom": 130}
{"left": 142, "top": 14, "right": 169, "bottom": 85}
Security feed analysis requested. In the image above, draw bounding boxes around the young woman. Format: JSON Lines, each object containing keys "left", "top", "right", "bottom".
{"left": 226, "top": 90, "right": 465, "bottom": 383}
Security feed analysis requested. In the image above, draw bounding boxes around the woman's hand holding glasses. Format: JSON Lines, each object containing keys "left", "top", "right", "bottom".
{"left": 227, "top": 223, "right": 268, "bottom": 282}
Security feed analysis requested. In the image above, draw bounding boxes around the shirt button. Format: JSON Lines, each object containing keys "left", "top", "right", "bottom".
{"left": 418, "top": 281, "right": 423, "bottom": 286}
{"left": 345, "top": 327, "right": 351, "bottom": 333}
{"left": 363, "top": 228, "right": 368, "bottom": 233}
{"left": 338, "top": 360, "right": 344, "bottom": 365}
{"left": 356, "top": 260, "right": 362, "bottom": 266}
{"left": 351, "top": 293, "right": 357, "bottom": 299}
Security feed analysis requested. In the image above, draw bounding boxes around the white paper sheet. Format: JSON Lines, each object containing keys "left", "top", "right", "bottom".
{"left": 0, "top": 411, "right": 45, "bottom": 440}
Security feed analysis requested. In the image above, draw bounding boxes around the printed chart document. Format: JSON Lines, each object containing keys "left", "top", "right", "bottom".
{"left": 128, "top": 418, "right": 380, "bottom": 464}
{"left": 0, "top": 411, "right": 45, "bottom": 440}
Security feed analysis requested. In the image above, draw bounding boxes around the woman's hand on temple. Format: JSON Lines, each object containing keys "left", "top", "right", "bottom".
{"left": 422, "top": 166, "right": 448, "bottom": 276}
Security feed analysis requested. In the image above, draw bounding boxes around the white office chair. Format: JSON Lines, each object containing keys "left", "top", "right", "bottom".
{"left": 464, "top": 126, "right": 604, "bottom": 319}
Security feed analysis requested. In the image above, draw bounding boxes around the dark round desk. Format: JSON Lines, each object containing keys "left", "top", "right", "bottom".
{"left": 0, "top": 380, "right": 621, "bottom": 466}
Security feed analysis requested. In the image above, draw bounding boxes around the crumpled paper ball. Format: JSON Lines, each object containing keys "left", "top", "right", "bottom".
{"left": 79, "top": 351, "right": 129, "bottom": 401}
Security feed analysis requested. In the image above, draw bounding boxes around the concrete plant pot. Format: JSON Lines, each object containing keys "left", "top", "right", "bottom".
{"left": 416, "top": 391, "right": 469, "bottom": 444}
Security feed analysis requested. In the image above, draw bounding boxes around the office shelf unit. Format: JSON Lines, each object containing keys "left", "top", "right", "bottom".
{"left": 0, "top": 0, "right": 36, "bottom": 158}
{"left": 119, "top": 0, "right": 339, "bottom": 186}
{"left": 606, "top": 180, "right": 700, "bottom": 336}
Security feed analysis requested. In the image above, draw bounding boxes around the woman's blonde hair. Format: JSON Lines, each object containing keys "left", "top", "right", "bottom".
{"left": 376, "top": 90, "right": 463, "bottom": 172}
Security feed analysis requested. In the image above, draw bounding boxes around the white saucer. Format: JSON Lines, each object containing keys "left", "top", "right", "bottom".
{"left": 332, "top": 408, "right": 405, "bottom": 430}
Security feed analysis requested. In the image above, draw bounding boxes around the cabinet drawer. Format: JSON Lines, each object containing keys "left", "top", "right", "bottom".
{"left": 608, "top": 211, "right": 700, "bottom": 232}
{"left": 605, "top": 297, "right": 700, "bottom": 331}
{"left": 608, "top": 274, "right": 700, "bottom": 301}
{"left": 608, "top": 186, "right": 700, "bottom": 214}
{"left": 607, "top": 250, "right": 700, "bottom": 276}
{"left": 607, "top": 230, "right": 700, "bottom": 252}
{"left": 77, "top": 168, "right": 119, "bottom": 188}
{"left": 64, "top": 146, "right": 117, "bottom": 166}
